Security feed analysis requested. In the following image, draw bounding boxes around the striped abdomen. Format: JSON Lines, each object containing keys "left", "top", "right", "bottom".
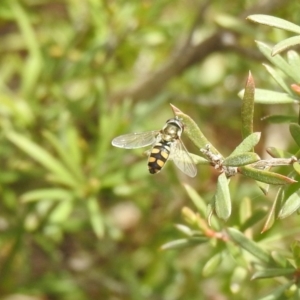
{"left": 148, "top": 141, "right": 171, "bottom": 174}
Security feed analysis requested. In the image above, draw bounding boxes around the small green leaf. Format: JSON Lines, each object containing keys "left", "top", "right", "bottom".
{"left": 293, "top": 162, "right": 300, "bottom": 175}
{"left": 202, "top": 252, "right": 223, "bottom": 277}
{"left": 241, "top": 71, "right": 255, "bottom": 138}
{"left": 183, "top": 184, "right": 207, "bottom": 216}
{"left": 230, "top": 133, "right": 261, "bottom": 156}
{"left": 228, "top": 227, "right": 271, "bottom": 263}
{"left": 266, "top": 147, "right": 293, "bottom": 158}
{"left": 215, "top": 173, "right": 231, "bottom": 221}
{"left": 239, "top": 166, "right": 296, "bottom": 185}
{"left": 240, "top": 210, "right": 267, "bottom": 232}
{"left": 262, "top": 64, "right": 291, "bottom": 94}
{"left": 251, "top": 268, "right": 295, "bottom": 280}
{"left": 21, "top": 188, "right": 73, "bottom": 203}
{"left": 278, "top": 190, "right": 300, "bottom": 219}
{"left": 290, "top": 123, "right": 300, "bottom": 147}
{"left": 291, "top": 241, "right": 300, "bottom": 268}
{"left": 256, "top": 41, "right": 300, "bottom": 83}
{"left": 272, "top": 36, "right": 300, "bottom": 56}
{"left": 43, "top": 131, "right": 84, "bottom": 183}
{"left": 160, "top": 237, "right": 209, "bottom": 250}
{"left": 247, "top": 15, "right": 300, "bottom": 35}
{"left": 287, "top": 51, "right": 300, "bottom": 75}
{"left": 49, "top": 201, "right": 73, "bottom": 224}
{"left": 262, "top": 115, "right": 298, "bottom": 124}
{"left": 170, "top": 104, "right": 221, "bottom": 156}
{"left": 7, "top": 131, "right": 79, "bottom": 188}
{"left": 256, "top": 282, "right": 294, "bottom": 300}
{"left": 223, "top": 152, "right": 260, "bottom": 167}
{"left": 87, "top": 197, "right": 105, "bottom": 238}
{"left": 241, "top": 88, "right": 297, "bottom": 104}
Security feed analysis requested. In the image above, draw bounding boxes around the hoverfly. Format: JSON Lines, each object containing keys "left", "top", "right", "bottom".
{"left": 111, "top": 117, "right": 197, "bottom": 177}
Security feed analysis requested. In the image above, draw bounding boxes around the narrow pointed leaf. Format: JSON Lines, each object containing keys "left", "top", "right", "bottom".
{"left": 21, "top": 188, "right": 73, "bottom": 203}
{"left": 272, "top": 36, "right": 300, "bottom": 56}
{"left": 290, "top": 123, "right": 300, "bottom": 147}
{"left": 230, "top": 133, "right": 261, "bottom": 156}
{"left": 240, "top": 210, "right": 267, "bottom": 232}
{"left": 239, "top": 166, "right": 296, "bottom": 185}
{"left": 170, "top": 104, "right": 221, "bottom": 156}
{"left": 291, "top": 241, "right": 300, "bottom": 268}
{"left": 87, "top": 197, "right": 105, "bottom": 238}
{"left": 256, "top": 282, "right": 293, "bottom": 300}
{"left": 288, "top": 50, "right": 300, "bottom": 70}
{"left": 238, "top": 88, "right": 297, "bottom": 104}
{"left": 43, "top": 131, "right": 84, "bottom": 182}
{"left": 256, "top": 41, "right": 300, "bottom": 83}
{"left": 262, "top": 64, "right": 291, "bottom": 94}
{"left": 7, "top": 132, "right": 78, "bottom": 188}
{"left": 266, "top": 147, "right": 293, "bottom": 158}
{"left": 227, "top": 227, "right": 271, "bottom": 263}
{"left": 262, "top": 115, "right": 298, "bottom": 124}
{"left": 278, "top": 190, "right": 300, "bottom": 219}
{"left": 161, "top": 237, "right": 209, "bottom": 250}
{"left": 293, "top": 162, "right": 300, "bottom": 175}
{"left": 247, "top": 15, "right": 300, "bottom": 35}
{"left": 215, "top": 173, "right": 231, "bottom": 221}
{"left": 223, "top": 152, "right": 260, "bottom": 167}
{"left": 202, "top": 253, "right": 223, "bottom": 277}
{"left": 251, "top": 268, "right": 295, "bottom": 280}
{"left": 183, "top": 184, "right": 207, "bottom": 216}
{"left": 241, "top": 71, "right": 255, "bottom": 138}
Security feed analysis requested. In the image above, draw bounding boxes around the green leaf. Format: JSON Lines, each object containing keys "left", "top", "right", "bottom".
{"left": 291, "top": 241, "right": 300, "bottom": 268}
{"left": 170, "top": 104, "right": 221, "bottom": 157}
{"left": 215, "top": 173, "right": 231, "bottom": 221}
{"left": 290, "top": 123, "right": 300, "bottom": 147}
{"left": 251, "top": 268, "right": 295, "bottom": 280}
{"left": 239, "top": 166, "right": 296, "bottom": 185}
{"left": 262, "top": 115, "right": 298, "bottom": 124}
{"left": 256, "top": 282, "right": 294, "bottom": 300}
{"left": 227, "top": 227, "right": 271, "bottom": 263}
{"left": 293, "top": 162, "right": 300, "bottom": 175}
{"left": 262, "top": 64, "right": 291, "bottom": 94}
{"left": 161, "top": 237, "right": 209, "bottom": 250}
{"left": 266, "top": 147, "right": 293, "bottom": 158}
{"left": 230, "top": 133, "right": 261, "bottom": 156}
{"left": 287, "top": 50, "right": 300, "bottom": 76}
{"left": 43, "top": 131, "right": 84, "bottom": 183}
{"left": 202, "top": 252, "right": 223, "bottom": 277}
{"left": 87, "top": 197, "right": 105, "bottom": 238}
{"left": 239, "top": 88, "right": 297, "bottom": 104}
{"left": 272, "top": 36, "right": 300, "bottom": 56}
{"left": 278, "top": 190, "right": 300, "bottom": 219}
{"left": 49, "top": 201, "right": 73, "bottom": 224}
{"left": 241, "top": 71, "right": 255, "bottom": 138}
{"left": 21, "top": 188, "right": 73, "bottom": 203}
{"left": 7, "top": 131, "right": 79, "bottom": 188}
{"left": 223, "top": 152, "right": 260, "bottom": 167}
{"left": 182, "top": 184, "right": 207, "bottom": 216}
{"left": 240, "top": 210, "right": 267, "bottom": 232}
{"left": 256, "top": 41, "right": 300, "bottom": 83}
{"left": 247, "top": 15, "right": 300, "bottom": 35}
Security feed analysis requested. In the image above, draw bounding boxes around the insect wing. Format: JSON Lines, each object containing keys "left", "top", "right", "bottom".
{"left": 170, "top": 140, "right": 197, "bottom": 177}
{"left": 112, "top": 131, "right": 159, "bottom": 149}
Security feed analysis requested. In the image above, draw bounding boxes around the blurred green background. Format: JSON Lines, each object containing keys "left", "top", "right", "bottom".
{"left": 0, "top": 0, "right": 300, "bottom": 299}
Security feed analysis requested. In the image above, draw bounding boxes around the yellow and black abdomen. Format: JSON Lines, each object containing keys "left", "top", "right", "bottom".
{"left": 148, "top": 141, "right": 171, "bottom": 174}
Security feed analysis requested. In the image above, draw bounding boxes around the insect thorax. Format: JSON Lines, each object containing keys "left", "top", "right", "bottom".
{"left": 161, "top": 121, "right": 183, "bottom": 142}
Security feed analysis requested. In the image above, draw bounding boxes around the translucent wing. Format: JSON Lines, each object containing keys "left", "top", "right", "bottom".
{"left": 112, "top": 131, "right": 159, "bottom": 149}
{"left": 170, "top": 140, "right": 197, "bottom": 177}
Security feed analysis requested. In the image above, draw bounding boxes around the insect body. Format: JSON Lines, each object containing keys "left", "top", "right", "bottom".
{"left": 112, "top": 118, "right": 197, "bottom": 177}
